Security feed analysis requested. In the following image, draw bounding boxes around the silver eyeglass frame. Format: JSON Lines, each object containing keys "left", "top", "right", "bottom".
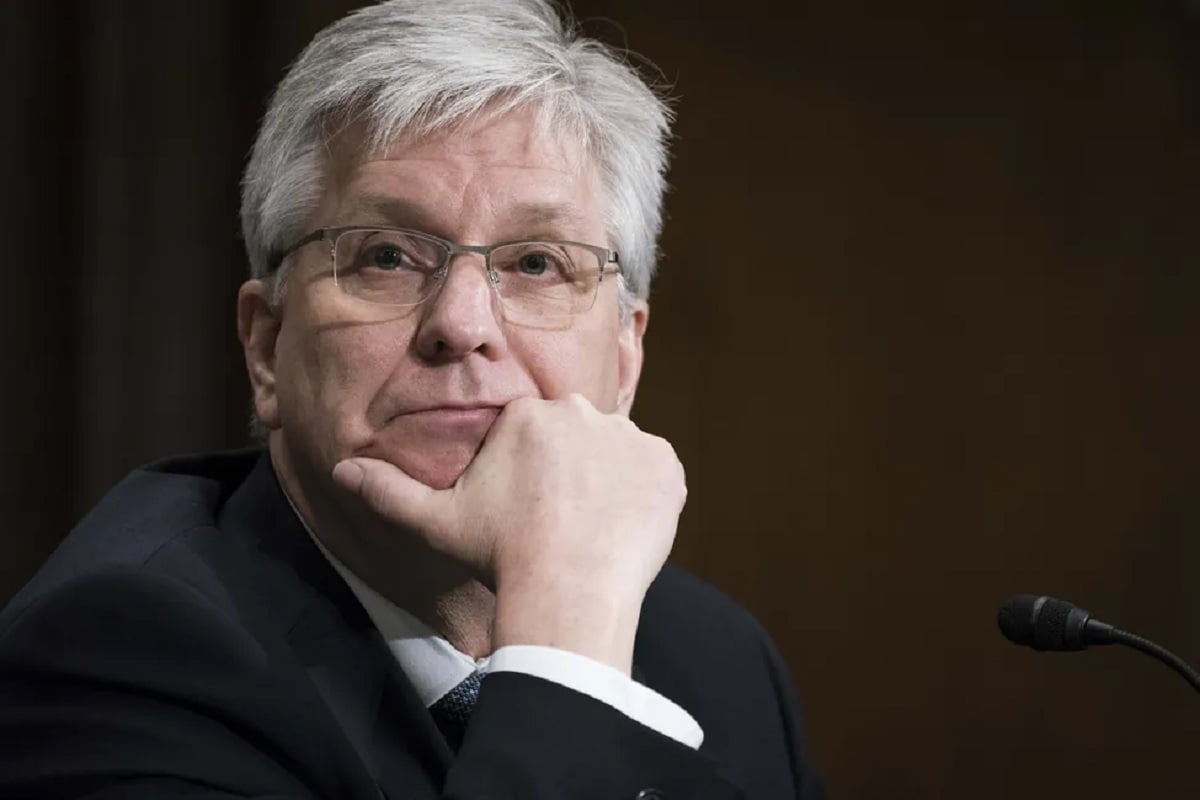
{"left": 269, "top": 225, "right": 620, "bottom": 315}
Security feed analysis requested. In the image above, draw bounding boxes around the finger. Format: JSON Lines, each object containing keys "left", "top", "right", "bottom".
{"left": 331, "top": 457, "right": 445, "bottom": 534}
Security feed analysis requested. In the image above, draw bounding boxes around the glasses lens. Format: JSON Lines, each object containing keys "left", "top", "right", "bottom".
{"left": 333, "top": 229, "right": 447, "bottom": 306}
{"left": 490, "top": 242, "right": 601, "bottom": 318}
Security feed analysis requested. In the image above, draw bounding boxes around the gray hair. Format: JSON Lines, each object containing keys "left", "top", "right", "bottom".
{"left": 240, "top": 0, "right": 674, "bottom": 309}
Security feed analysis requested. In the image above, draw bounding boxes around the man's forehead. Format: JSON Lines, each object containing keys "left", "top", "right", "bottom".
{"left": 328, "top": 106, "right": 591, "bottom": 181}
{"left": 317, "top": 108, "right": 603, "bottom": 236}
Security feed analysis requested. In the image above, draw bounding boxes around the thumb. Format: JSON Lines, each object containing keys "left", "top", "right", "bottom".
{"left": 331, "top": 456, "right": 446, "bottom": 535}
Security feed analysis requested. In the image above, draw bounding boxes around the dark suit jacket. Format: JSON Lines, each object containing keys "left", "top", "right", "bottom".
{"left": 0, "top": 451, "right": 823, "bottom": 799}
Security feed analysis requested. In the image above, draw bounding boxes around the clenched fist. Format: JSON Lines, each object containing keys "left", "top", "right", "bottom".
{"left": 330, "top": 394, "right": 687, "bottom": 674}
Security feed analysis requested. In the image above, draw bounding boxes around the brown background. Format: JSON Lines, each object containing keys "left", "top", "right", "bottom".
{"left": 3, "top": 1, "right": 1198, "bottom": 796}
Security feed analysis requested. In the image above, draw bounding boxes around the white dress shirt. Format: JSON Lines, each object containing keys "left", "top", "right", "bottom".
{"left": 298, "top": 516, "right": 703, "bottom": 749}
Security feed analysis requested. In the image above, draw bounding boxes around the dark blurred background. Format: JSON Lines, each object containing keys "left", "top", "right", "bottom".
{"left": 3, "top": 0, "right": 1198, "bottom": 796}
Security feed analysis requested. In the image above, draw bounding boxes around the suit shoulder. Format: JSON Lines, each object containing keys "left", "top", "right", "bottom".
{"left": 0, "top": 565, "right": 265, "bottom": 672}
{"left": 2, "top": 451, "right": 261, "bottom": 628}
{"left": 641, "top": 563, "right": 769, "bottom": 648}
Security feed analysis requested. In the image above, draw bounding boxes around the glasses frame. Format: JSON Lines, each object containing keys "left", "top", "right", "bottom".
{"left": 270, "top": 225, "right": 621, "bottom": 316}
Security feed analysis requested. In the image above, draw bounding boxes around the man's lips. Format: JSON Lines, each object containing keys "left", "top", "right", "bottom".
{"left": 399, "top": 405, "right": 503, "bottom": 426}
{"left": 374, "top": 404, "right": 507, "bottom": 438}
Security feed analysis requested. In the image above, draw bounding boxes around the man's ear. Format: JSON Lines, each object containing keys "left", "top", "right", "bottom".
{"left": 615, "top": 300, "right": 648, "bottom": 417}
{"left": 237, "top": 280, "right": 282, "bottom": 430}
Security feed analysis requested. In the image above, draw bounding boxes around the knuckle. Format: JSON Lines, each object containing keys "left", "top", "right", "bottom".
{"left": 640, "top": 434, "right": 685, "bottom": 492}
{"left": 648, "top": 433, "right": 678, "bottom": 461}
{"left": 673, "top": 466, "right": 688, "bottom": 497}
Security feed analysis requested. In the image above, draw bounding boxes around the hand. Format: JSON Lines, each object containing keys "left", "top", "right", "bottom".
{"left": 330, "top": 394, "right": 687, "bottom": 673}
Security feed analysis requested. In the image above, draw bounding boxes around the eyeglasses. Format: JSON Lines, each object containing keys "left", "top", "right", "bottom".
{"left": 272, "top": 226, "right": 620, "bottom": 321}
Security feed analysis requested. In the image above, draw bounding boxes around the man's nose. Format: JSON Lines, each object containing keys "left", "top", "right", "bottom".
{"left": 413, "top": 254, "right": 507, "bottom": 362}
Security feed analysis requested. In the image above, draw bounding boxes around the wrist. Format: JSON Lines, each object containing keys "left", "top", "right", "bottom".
{"left": 492, "top": 573, "right": 644, "bottom": 675}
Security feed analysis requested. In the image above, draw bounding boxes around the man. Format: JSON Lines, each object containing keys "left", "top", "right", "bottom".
{"left": 0, "top": 2, "right": 824, "bottom": 798}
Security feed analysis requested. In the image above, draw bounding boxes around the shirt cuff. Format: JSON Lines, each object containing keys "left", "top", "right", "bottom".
{"left": 484, "top": 644, "right": 704, "bottom": 749}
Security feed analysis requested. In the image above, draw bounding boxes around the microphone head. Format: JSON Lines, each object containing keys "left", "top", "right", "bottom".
{"left": 997, "top": 593, "right": 1042, "bottom": 646}
{"left": 998, "top": 594, "right": 1092, "bottom": 651}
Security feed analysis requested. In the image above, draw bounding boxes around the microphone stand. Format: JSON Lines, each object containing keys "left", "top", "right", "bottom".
{"left": 1107, "top": 628, "right": 1200, "bottom": 694}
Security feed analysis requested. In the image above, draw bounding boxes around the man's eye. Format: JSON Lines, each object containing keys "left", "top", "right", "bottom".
{"left": 364, "top": 244, "right": 410, "bottom": 271}
{"left": 515, "top": 252, "right": 563, "bottom": 276}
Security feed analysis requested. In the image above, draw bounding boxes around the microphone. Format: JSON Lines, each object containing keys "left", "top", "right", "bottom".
{"left": 997, "top": 594, "right": 1200, "bottom": 693}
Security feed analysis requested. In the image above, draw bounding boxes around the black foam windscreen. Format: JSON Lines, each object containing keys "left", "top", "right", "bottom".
{"left": 1030, "top": 597, "right": 1073, "bottom": 651}
{"left": 998, "top": 594, "right": 1085, "bottom": 651}
{"left": 997, "top": 593, "right": 1040, "bottom": 646}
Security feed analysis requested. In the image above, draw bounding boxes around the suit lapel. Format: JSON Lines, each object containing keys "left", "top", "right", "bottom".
{"left": 371, "top": 651, "right": 454, "bottom": 797}
{"left": 220, "top": 454, "right": 451, "bottom": 799}
{"left": 288, "top": 598, "right": 389, "bottom": 784}
{"left": 290, "top": 587, "right": 453, "bottom": 799}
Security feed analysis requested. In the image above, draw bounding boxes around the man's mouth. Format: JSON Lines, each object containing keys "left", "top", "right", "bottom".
{"left": 399, "top": 406, "right": 503, "bottom": 428}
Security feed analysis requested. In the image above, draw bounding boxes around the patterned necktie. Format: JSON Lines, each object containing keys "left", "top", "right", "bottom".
{"left": 428, "top": 671, "right": 482, "bottom": 752}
